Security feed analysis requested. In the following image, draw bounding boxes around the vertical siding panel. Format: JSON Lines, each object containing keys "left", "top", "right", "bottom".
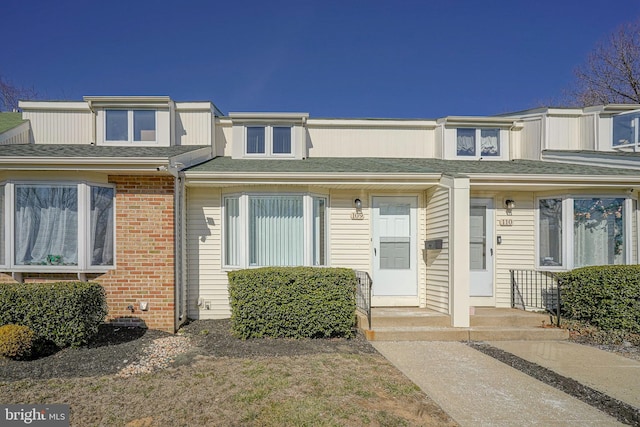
{"left": 425, "top": 186, "right": 450, "bottom": 313}
{"left": 176, "top": 110, "right": 211, "bottom": 145}
{"left": 520, "top": 119, "right": 543, "bottom": 160}
{"left": 23, "top": 110, "right": 92, "bottom": 144}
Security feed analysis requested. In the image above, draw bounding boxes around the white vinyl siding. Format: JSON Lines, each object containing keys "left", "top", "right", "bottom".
{"left": 494, "top": 192, "right": 536, "bottom": 308}
{"left": 22, "top": 109, "right": 92, "bottom": 144}
{"left": 328, "top": 190, "right": 369, "bottom": 270}
{"left": 306, "top": 125, "right": 435, "bottom": 158}
{"left": 186, "top": 187, "right": 230, "bottom": 319}
{"left": 425, "top": 186, "right": 449, "bottom": 313}
{"left": 175, "top": 109, "right": 213, "bottom": 146}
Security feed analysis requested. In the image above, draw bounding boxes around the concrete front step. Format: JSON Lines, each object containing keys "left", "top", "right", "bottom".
{"left": 364, "top": 326, "right": 569, "bottom": 342}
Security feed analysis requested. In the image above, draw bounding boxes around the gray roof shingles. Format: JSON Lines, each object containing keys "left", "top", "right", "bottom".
{"left": 0, "top": 144, "right": 210, "bottom": 158}
{"left": 186, "top": 156, "right": 640, "bottom": 176}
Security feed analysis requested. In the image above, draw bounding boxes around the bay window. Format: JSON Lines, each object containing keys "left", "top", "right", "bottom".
{"left": 1, "top": 182, "right": 115, "bottom": 271}
{"left": 224, "top": 193, "right": 327, "bottom": 268}
{"left": 538, "top": 196, "right": 628, "bottom": 269}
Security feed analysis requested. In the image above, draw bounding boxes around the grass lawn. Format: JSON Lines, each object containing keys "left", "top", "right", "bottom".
{"left": 1, "top": 350, "right": 456, "bottom": 426}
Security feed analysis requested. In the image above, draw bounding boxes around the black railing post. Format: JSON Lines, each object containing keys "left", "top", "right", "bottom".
{"left": 556, "top": 277, "right": 562, "bottom": 327}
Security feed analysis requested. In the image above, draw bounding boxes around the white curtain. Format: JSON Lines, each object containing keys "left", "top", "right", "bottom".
{"left": 573, "top": 198, "right": 624, "bottom": 267}
{"left": 480, "top": 129, "right": 500, "bottom": 156}
{"left": 15, "top": 186, "right": 78, "bottom": 266}
{"left": 90, "top": 186, "right": 114, "bottom": 266}
{"left": 456, "top": 129, "right": 475, "bottom": 156}
{"left": 249, "top": 196, "right": 303, "bottom": 266}
{"left": 225, "top": 197, "right": 240, "bottom": 266}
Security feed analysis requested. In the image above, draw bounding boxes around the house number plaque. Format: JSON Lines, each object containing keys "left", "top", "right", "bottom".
{"left": 351, "top": 212, "right": 365, "bottom": 220}
{"left": 499, "top": 219, "right": 513, "bottom": 226}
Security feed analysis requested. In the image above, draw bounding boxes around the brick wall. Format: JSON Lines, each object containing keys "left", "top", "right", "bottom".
{"left": 0, "top": 175, "right": 178, "bottom": 333}
{"left": 99, "top": 175, "right": 176, "bottom": 332}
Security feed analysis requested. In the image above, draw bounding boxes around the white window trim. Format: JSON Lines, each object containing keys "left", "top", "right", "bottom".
{"left": 454, "top": 127, "right": 503, "bottom": 160}
{"left": 104, "top": 109, "right": 158, "bottom": 145}
{"left": 222, "top": 192, "right": 328, "bottom": 269}
{"left": 536, "top": 194, "right": 632, "bottom": 271}
{"left": 1, "top": 180, "right": 116, "bottom": 273}
{"left": 243, "top": 125, "right": 294, "bottom": 158}
{"left": 612, "top": 109, "right": 640, "bottom": 148}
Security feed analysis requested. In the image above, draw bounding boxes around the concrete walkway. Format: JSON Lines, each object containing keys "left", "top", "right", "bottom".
{"left": 372, "top": 341, "right": 626, "bottom": 426}
{"left": 490, "top": 341, "right": 640, "bottom": 410}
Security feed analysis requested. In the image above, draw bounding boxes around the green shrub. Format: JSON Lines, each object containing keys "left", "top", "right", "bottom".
{"left": 557, "top": 265, "right": 640, "bottom": 333}
{"left": 0, "top": 324, "right": 36, "bottom": 359}
{"left": 0, "top": 282, "right": 108, "bottom": 348}
{"left": 228, "top": 267, "right": 356, "bottom": 339}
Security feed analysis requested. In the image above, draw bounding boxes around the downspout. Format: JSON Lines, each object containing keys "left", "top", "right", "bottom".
{"left": 174, "top": 173, "right": 188, "bottom": 328}
{"left": 87, "top": 100, "right": 96, "bottom": 144}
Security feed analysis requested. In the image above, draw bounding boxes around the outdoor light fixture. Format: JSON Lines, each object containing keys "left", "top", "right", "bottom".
{"left": 504, "top": 199, "right": 516, "bottom": 210}
{"left": 354, "top": 198, "right": 363, "bottom": 210}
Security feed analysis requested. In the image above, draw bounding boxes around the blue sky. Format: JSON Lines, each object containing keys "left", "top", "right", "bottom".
{"left": 3, "top": 1, "right": 640, "bottom": 118}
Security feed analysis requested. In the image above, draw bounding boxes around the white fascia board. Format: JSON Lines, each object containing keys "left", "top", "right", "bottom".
{"left": 228, "top": 112, "right": 309, "bottom": 122}
{"left": 175, "top": 102, "right": 214, "bottom": 111}
{"left": 602, "top": 104, "right": 640, "bottom": 113}
{"left": 0, "top": 158, "right": 176, "bottom": 176}
{"left": 437, "top": 116, "right": 517, "bottom": 128}
{"left": 19, "top": 101, "right": 90, "bottom": 111}
{"left": 306, "top": 118, "right": 437, "bottom": 128}
{"left": 84, "top": 96, "right": 172, "bottom": 109}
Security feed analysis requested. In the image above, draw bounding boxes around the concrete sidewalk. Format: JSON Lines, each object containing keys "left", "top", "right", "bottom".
{"left": 490, "top": 341, "right": 640, "bottom": 410}
{"left": 372, "top": 341, "right": 625, "bottom": 426}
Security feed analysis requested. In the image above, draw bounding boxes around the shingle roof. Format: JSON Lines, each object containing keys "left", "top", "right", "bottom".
{"left": 0, "top": 144, "right": 210, "bottom": 158}
{"left": 186, "top": 156, "right": 640, "bottom": 176}
{"left": 0, "top": 112, "right": 27, "bottom": 134}
{"left": 544, "top": 149, "right": 640, "bottom": 158}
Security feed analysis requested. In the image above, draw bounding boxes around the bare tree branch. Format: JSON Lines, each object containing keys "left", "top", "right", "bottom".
{"left": 0, "top": 75, "right": 38, "bottom": 112}
{"left": 572, "top": 21, "right": 640, "bottom": 106}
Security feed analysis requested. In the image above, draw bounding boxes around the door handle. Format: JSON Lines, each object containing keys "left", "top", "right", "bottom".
{"left": 490, "top": 248, "right": 493, "bottom": 256}
{"left": 374, "top": 248, "right": 377, "bottom": 256}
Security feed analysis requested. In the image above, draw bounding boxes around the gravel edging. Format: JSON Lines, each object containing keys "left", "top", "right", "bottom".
{"left": 468, "top": 342, "right": 640, "bottom": 426}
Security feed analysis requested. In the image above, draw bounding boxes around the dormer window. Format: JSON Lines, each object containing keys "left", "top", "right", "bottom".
{"left": 245, "top": 125, "right": 292, "bottom": 156}
{"left": 106, "top": 109, "right": 156, "bottom": 143}
{"left": 612, "top": 110, "right": 640, "bottom": 147}
{"left": 456, "top": 128, "right": 500, "bottom": 157}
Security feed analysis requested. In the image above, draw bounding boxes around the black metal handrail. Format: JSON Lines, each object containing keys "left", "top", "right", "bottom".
{"left": 354, "top": 270, "right": 372, "bottom": 330}
{"left": 510, "top": 269, "right": 561, "bottom": 326}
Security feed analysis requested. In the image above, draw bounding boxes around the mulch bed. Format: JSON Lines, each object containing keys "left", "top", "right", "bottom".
{"left": 0, "top": 319, "right": 376, "bottom": 381}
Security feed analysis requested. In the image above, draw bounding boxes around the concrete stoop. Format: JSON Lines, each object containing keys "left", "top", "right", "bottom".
{"left": 358, "top": 308, "right": 570, "bottom": 341}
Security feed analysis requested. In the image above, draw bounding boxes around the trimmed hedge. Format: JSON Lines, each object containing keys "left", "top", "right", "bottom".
{"left": 0, "top": 282, "right": 108, "bottom": 348}
{"left": 228, "top": 267, "right": 356, "bottom": 339}
{"left": 557, "top": 265, "right": 640, "bottom": 333}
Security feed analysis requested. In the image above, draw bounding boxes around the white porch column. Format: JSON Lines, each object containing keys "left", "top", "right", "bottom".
{"left": 445, "top": 175, "right": 470, "bottom": 327}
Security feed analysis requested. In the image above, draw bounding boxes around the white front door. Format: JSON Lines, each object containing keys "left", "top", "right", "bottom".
{"left": 372, "top": 196, "right": 417, "bottom": 305}
{"left": 470, "top": 198, "right": 494, "bottom": 298}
